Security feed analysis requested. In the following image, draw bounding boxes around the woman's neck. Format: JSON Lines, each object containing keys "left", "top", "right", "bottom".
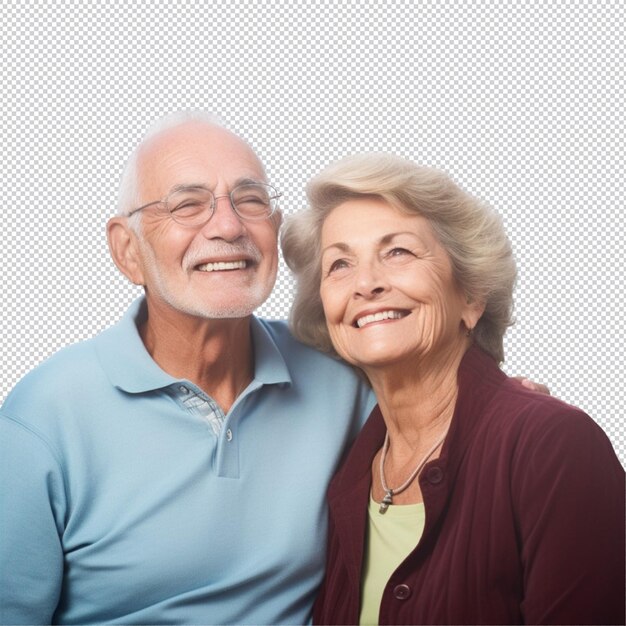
{"left": 366, "top": 342, "right": 469, "bottom": 457}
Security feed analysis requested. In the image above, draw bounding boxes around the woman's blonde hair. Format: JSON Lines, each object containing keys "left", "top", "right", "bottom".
{"left": 281, "top": 153, "right": 516, "bottom": 363}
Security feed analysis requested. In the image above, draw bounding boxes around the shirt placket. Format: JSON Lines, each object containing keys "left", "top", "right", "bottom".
{"left": 175, "top": 385, "right": 226, "bottom": 435}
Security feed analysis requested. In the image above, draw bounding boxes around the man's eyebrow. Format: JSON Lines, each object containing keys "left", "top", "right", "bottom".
{"left": 233, "top": 176, "right": 266, "bottom": 186}
{"left": 168, "top": 178, "right": 265, "bottom": 194}
{"left": 168, "top": 183, "right": 209, "bottom": 193}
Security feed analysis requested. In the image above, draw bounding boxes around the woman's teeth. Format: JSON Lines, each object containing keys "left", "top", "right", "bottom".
{"left": 356, "top": 310, "right": 406, "bottom": 328}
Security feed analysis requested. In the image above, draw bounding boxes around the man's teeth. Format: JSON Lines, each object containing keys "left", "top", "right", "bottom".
{"left": 197, "top": 260, "right": 247, "bottom": 272}
{"left": 356, "top": 310, "right": 406, "bottom": 328}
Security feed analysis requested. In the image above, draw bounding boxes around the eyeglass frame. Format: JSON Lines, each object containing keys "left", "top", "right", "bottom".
{"left": 125, "top": 181, "right": 283, "bottom": 226}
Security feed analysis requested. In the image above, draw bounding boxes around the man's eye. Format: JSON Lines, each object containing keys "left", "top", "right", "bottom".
{"left": 240, "top": 195, "right": 268, "bottom": 204}
{"left": 171, "top": 200, "right": 206, "bottom": 216}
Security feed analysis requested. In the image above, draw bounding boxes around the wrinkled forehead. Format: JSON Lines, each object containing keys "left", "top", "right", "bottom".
{"left": 136, "top": 122, "right": 267, "bottom": 200}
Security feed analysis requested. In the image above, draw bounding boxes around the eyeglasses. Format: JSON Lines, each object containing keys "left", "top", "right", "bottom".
{"left": 126, "top": 182, "right": 282, "bottom": 227}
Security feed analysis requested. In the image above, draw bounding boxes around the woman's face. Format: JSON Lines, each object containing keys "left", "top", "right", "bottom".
{"left": 319, "top": 198, "right": 483, "bottom": 372}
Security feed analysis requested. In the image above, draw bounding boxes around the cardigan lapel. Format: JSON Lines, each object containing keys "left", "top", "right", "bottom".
{"left": 415, "top": 346, "right": 509, "bottom": 549}
{"left": 327, "top": 406, "right": 386, "bottom": 591}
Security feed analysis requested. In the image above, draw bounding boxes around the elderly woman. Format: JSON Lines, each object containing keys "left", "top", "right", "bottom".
{"left": 281, "top": 154, "right": 624, "bottom": 626}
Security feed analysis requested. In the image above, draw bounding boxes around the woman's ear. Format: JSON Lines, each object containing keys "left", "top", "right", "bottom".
{"left": 106, "top": 217, "right": 146, "bottom": 286}
{"left": 462, "top": 297, "right": 486, "bottom": 332}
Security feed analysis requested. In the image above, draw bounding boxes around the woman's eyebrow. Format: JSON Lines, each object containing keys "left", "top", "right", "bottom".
{"left": 379, "top": 231, "right": 420, "bottom": 245}
{"left": 321, "top": 242, "right": 351, "bottom": 255}
{"left": 322, "top": 231, "right": 423, "bottom": 255}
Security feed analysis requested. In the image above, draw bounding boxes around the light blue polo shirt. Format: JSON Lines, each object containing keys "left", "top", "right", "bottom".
{"left": 0, "top": 298, "right": 374, "bottom": 625}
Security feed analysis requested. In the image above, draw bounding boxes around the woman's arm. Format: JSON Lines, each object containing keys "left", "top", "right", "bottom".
{"left": 513, "top": 408, "right": 624, "bottom": 625}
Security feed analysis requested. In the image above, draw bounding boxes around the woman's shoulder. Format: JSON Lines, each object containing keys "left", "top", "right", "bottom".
{"left": 489, "top": 376, "right": 594, "bottom": 432}
{"left": 461, "top": 347, "right": 598, "bottom": 438}
{"left": 458, "top": 347, "right": 609, "bottom": 455}
{"left": 476, "top": 377, "right": 621, "bottom": 475}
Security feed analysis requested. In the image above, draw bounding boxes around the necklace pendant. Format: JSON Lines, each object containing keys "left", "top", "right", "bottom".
{"left": 379, "top": 490, "right": 393, "bottom": 514}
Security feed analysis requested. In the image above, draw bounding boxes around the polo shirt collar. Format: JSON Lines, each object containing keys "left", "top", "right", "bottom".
{"left": 249, "top": 317, "right": 292, "bottom": 386}
{"left": 96, "top": 297, "right": 291, "bottom": 393}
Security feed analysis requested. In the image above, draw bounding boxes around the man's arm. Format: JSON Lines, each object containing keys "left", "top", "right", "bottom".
{"left": 0, "top": 413, "right": 65, "bottom": 624}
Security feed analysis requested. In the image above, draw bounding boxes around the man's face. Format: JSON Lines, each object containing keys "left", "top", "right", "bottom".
{"left": 132, "top": 122, "right": 279, "bottom": 320}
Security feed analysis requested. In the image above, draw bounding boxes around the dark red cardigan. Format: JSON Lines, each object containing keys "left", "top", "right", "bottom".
{"left": 313, "top": 346, "right": 625, "bottom": 625}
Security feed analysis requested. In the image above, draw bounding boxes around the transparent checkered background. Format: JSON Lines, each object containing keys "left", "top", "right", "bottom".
{"left": 2, "top": 2, "right": 624, "bottom": 465}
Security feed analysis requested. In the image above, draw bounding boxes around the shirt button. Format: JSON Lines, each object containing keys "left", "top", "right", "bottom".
{"left": 226, "top": 429, "right": 233, "bottom": 442}
{"left": 179, "top": 385, "right": 189, "bottom": 394}
{"left": 426, "top": 466, "right": 444, "bottom": 484}
{"left": 393, "top": 584, "right": 411, "bottom": 600}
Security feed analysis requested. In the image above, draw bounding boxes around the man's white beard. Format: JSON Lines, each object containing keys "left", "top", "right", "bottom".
{"left": 138, "top": 239, "right": 275, "bottom": 319}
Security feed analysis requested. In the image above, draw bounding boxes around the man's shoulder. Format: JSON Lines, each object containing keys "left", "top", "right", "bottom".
{"left": 254, "top": 317, "right": 375, "bottom": 430}
{"left": 255, "top": 317, "right": 359, "bottom": 376}
{"left": 3, "top": 300, "right": 138, "bottom": 405}
{"left": 1, "top": 335, "right": 105, "bottom": 420}
{"left": 11, "top": 336, "right": 101, "bottom": 385}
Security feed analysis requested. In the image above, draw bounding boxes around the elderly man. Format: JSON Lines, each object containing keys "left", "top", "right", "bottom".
{"left": 1, "top": 112, "right": 547, "bottom": 624}
{"left": 0, "top": 112, "right": 373, "bottom": 624}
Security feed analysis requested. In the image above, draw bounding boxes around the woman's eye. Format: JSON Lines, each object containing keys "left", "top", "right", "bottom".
{"left": 387, "top": 247, "right": 411, "bottom": 257}
{"left": 328, "top": 259, "right": 349, "bottom": 273}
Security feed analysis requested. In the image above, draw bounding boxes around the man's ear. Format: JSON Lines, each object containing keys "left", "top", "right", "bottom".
{"left": 271, "top": 208, "right": 283, "bottom": 232}
{"left": 107, "top": 217, "right": 146, "bottom": 286}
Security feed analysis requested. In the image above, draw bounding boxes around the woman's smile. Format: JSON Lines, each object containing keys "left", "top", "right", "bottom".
{"left": 353, "top": 308, "right": 410, "bottom": 328}
{"left": 320, "top": 197, "right": 477, "bottom": 371}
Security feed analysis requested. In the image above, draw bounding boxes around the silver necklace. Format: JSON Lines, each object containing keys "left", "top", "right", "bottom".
{"left": 378, "top": 431, "right": 447, "bottom": 514}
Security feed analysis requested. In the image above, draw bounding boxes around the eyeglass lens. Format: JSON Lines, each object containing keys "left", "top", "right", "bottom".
{"left": 168, "top": 183, "right": 276, "bottom": 225}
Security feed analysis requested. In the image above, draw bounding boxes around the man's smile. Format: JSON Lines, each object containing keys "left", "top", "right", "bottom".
{"left": 196, "top": 260, "right": 248, "bottom": 272}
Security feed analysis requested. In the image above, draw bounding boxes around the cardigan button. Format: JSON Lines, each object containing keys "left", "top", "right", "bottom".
{"left": 393, "top": 584, "right": 411, "bottom": 600}
{"left": 426, "top": 466, "right": 444, "bottom": 484}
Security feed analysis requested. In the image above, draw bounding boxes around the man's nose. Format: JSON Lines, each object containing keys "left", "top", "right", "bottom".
{"left": 200, "top": 195, "right": 246, "bottom": 241}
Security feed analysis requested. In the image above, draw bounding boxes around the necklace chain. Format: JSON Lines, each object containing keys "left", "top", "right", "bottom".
{"left": 378, "top": 430, "right": 447, "bottom": 514}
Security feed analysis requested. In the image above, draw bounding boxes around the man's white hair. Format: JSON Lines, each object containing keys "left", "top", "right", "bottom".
{"left": 116, "top": 111, "right": 230, "bottom": 229}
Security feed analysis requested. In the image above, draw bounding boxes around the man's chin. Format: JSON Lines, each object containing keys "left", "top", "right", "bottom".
{"left": 173, "top": 291, "right": 272, "bottom": 320}
{"left": 195, "top": 306, "right": 256, "bottom": 319}
{"left": 171, "top": 301, "right": 257, "bottom": 320}
{"left": 145, "top": 277, "right": 275, "bottom": 321}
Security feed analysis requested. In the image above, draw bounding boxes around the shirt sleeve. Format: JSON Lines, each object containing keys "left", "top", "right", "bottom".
{"left": 513, "top": 407, "right": 625, "bottom": 625}
{"left": 0, "top": 413, "right": 66, "bottom": 625}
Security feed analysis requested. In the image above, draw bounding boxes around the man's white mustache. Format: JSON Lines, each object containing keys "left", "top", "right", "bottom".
{"left": 183, "top": 240, "right": 263, "bottom": 271}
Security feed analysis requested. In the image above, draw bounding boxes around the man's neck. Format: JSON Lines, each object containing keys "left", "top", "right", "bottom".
{"left": 139, "top": 302, "right": 254, "bottom": 414}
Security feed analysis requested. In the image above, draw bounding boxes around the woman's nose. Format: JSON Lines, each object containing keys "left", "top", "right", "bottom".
{"left": 354, "top": 262, "right": 387, "bottom": 298}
